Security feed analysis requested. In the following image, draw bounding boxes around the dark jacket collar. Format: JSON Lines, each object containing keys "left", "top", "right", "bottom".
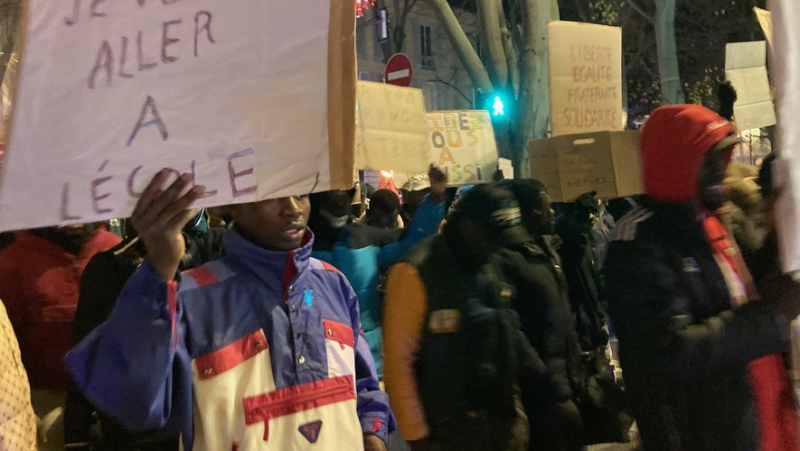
{"left": 639, "top": 198, "right": 708, "bottom": 247}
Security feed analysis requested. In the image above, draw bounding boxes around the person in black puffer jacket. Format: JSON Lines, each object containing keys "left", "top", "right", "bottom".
{"left": 493, "top": 179, "right": 584, "bottom": 451}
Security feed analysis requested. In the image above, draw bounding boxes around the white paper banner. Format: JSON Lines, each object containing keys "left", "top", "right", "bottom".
{"left": 0, "top": 1, "right": 354, "bottom": 231}
{"left": 770, "top": 0, "right": 800, "bottom": 274}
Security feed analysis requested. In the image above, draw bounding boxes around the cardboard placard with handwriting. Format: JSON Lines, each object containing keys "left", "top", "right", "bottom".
{"left": 548, "top": 21, "right": 623, "bottom": 137}
{"left": 725, "top": 41, "right": 776, "bottom": 131}
{"left": 355, "top": 81, "right": 431, "bottom": 173}
{"left": 0, "top": 0, "right": 356, "bottom": 232}
{"left": 754, "top": 7, "right": 772, "bottom": 49}
{"left": 529, "top": 130, "right": 641, "bottom": 202}
{"left": 426, "top": 110, "right": 498, "bottom": 186}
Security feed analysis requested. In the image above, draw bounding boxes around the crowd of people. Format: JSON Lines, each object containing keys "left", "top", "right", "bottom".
{"left": 1, "top": 102, "right": 799, "bottom": 451}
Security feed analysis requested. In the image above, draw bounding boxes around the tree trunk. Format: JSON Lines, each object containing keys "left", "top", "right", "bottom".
{"left": 425, "top": 0, "right": 494, "bottom": 93}
{"left": 516, "top": 0, "right": 559, "bottom": 177}
{"left": 477, "top": 0, "right": 508, "bottom": 90}
{"left": 654, "top": 0, "right": 685, "bottom": 104}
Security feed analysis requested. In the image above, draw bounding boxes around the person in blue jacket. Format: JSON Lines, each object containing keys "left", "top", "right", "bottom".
{"left": 312, "top": 166, "right": 447, "bottom": 377}
{"left": 65, "top": 170, "right": 394, "bottom": 451}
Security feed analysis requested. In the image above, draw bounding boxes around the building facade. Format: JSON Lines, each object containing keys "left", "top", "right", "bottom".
{"left": 356, "top": 2, "right": 479, "bottom": 112}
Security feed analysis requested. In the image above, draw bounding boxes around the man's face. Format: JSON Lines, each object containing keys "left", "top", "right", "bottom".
{"left": 230, "top": 196, "right": 311, "bottom": 251}
{"left": 322, "top": 190, "right": 354, "bottom": 218}
{"left": 530, "top": 191, "right": 555, "bottom": 235}
{"left": 699, "top": 147, "right": 731, "bottom": 211}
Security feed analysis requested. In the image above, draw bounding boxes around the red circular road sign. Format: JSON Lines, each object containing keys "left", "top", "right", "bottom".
{"left": 384, "top": 53, "right": 414, "bottom": 87}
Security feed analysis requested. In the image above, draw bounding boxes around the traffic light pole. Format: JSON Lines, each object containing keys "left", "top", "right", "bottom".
{"left": 357, "top": 7, "right": 389, "bottom": 43}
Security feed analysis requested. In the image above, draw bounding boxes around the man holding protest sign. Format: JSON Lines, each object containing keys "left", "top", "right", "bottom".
{"left": 65, "top": 170, "right": 394, "bottom": 451}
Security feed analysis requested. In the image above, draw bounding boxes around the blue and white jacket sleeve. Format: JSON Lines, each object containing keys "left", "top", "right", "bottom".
{"left": 64, "top": 261, "right": 193, "bottom": 437}
{"left": 344, "top": 276, "right": 396, "bottom": 442}
{"left": 378, "top": 196, "right": 444, "bottom": 269}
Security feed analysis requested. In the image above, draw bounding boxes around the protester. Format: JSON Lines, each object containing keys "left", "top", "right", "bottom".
{"left": 717, "top": 80, "right": 737, "bottom": 122}
{"left": 493, "top": 179, "right": 584, "bottom": 451}
{"left": 0, "top": 230, "right": 14, "bottom": 251}
{"left": 313, "top": 167, "right": 446, "bottom": 377}
{"left": 605, "top": 104, "right": 800, "bottom": 451}
{"left": 400, "top": 174, "right": 431, "bottom": 225}
{"left": 590, "top": 200, "right": 616, "bottom": 271}
{"left": 64, "top": 210, "right": 224, "bottom": 450}
{"left": 0, "top": 300, "right": 37, "bottom": 451}
{"left": 362, "top": 189, "right": 404, "bottom": 229}
{"left": 309, "top": 187, "right": 358, "bottom": 253}
{"left": 65, "top": 171, "right": 393, "bottom": 451}
{"left": 0, "top": 224, "right": 120, "bottom": 450}
{"left": 554, "top": 192, "right": 610, "bottom": 368}
{"left": 383, "top": 184, "right": 529, "bottom": 451}
{"left": 720, "top": 172, "right": 765, "bottom": 254}
{"left": 758, "top": 153, "right": 776, "bottom": 198}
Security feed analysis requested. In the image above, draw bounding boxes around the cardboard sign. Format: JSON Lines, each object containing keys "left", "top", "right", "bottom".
{"left": 355, "top": 81, "right": 431, "bottom": 173}
{"left": 548, "top": 22, "right": 623, "bottom": 137}
{"left": 754, "top": 7, "right": 773, "bottom": 49}
{"left": 529, "top": 130, "right": 641, "bottom": 202}
{"left": 0, "top": 0, "right": 356, "bottom": 232}
{"left": 426, "top": 110, "right": 498, "bottom": 186}
{"left": 770, "top": 0, "right": 800, "bottom": 274}
{"left": 725, "top": 41, "right": 776, "bottom": 131}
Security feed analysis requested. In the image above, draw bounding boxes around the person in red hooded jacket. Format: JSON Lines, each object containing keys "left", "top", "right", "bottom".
{"left": 603, "top": 105, "right": 800, "bottom": 451}
{"left": 0, "top": 224, "right": 120, "bottom": 450}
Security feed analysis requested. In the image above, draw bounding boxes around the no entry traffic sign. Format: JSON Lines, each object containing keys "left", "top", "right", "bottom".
{"left": 385, "top": 53, "right": 414, "bottom": 87}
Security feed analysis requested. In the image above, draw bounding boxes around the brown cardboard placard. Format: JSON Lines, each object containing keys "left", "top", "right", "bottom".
{"left": 529, "top": 130, "right": 642, "bottom": 202}
{"left": 548, "top": 21, "right": 624, "bottom": 137}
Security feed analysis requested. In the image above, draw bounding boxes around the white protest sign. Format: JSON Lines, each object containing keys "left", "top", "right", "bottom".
{"left": 499, "top": 158, "right": 514, "bottom": 180}
{"left": 0, "top": 1, "right": 356, "bottom": 232}
{"left": 754, "top": 7, "right": 773, "bottom": 49}
{"left": 770, "top": 0, "right": 800, "bottom": 274}
{"left": 725, "top": 41, "right": 776, "bottom": 132}
{"left": 426, "top": 110, "right": 498, "bottom": 186}
{"left": 355, "top": 81, "right": 431, "bottom": 173}
{"left": 548, "top": 22, "right": 623, "bottom": 137}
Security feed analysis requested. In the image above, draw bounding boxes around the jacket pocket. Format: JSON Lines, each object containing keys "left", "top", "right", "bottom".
{"left": 241, "top": 375, "right": 362, "bottom": 450}
{"left": 322, "top": 319, "right": 356, "bottom": 378}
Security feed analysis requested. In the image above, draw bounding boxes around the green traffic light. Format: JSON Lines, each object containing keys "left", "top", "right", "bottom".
{"left": 492, "top": 95, "right": 504, "bottom": 116}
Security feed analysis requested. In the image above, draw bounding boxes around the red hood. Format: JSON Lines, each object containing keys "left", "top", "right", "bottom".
{"left": 640, "top": 104, "right": 736, "bottom": 203}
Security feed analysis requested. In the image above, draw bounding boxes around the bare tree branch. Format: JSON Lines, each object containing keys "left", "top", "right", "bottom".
{"left": 425, "top": 0, "right": 493, "bottom": 92}
{"left": 625, "top": 0, "right": 654, "bottom": 23}
{"left": 433, "top": 77, "right": 473, "bottom": 104}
